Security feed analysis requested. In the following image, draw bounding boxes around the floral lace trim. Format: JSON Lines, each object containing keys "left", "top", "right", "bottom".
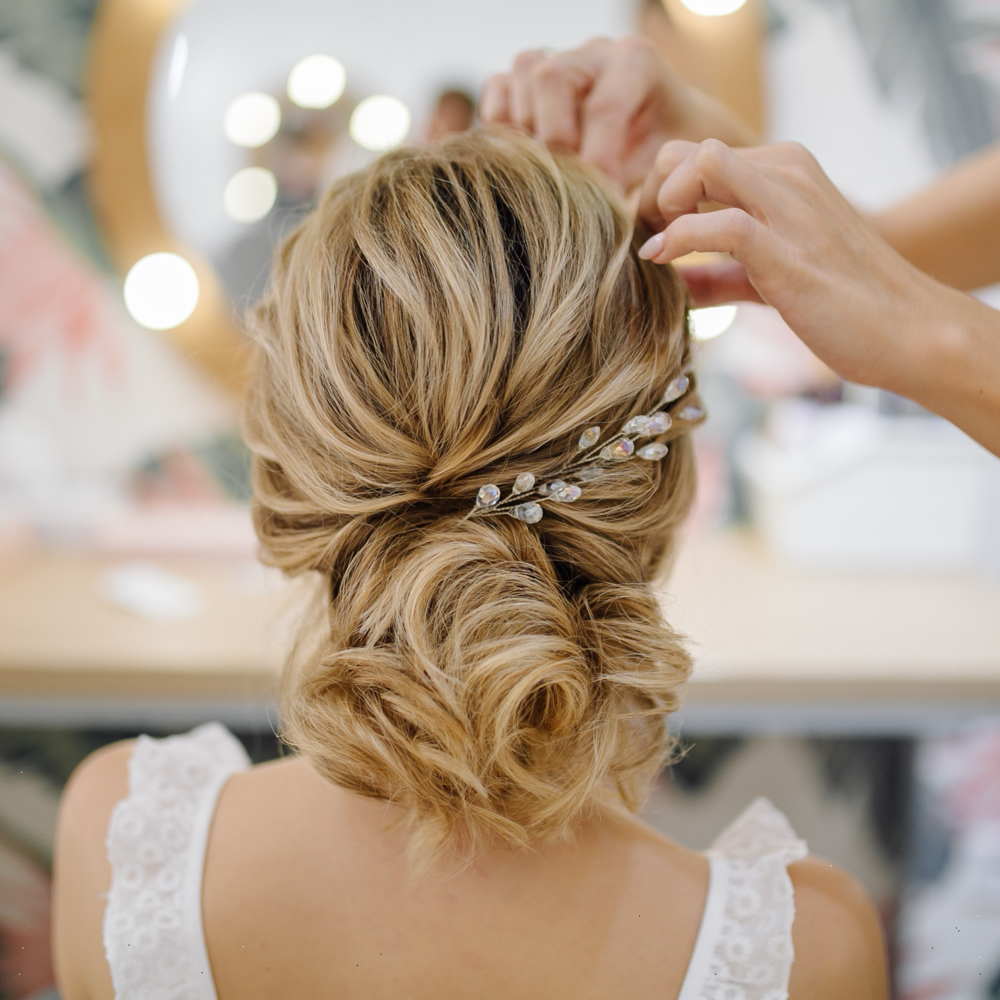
{"left": 700, "top": 798, "right": 808, "bottom": 1000}
{"left": 103, "top": 723, "right": 249, "bottom": 1000}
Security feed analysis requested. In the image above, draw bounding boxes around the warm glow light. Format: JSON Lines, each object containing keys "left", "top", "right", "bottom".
{"left": 690, "top": 305, "right": 738, "bottom": 340}
{"left": 123, "top": 253, "right": 199, "bottom": 330}
{"left": 223, "top": 92, "right": 281, "bottom": 148}
{"left": 223, "top": 167, "right": 277, "bottom": 223}
{"left": 678, "top": 0, "right": 748, "bottom": 14}
{"left": 287, "top": 54, "right": 346, "bottom": 109}
{"left": 349, "top": 95, "right": 411, "bottom": 151}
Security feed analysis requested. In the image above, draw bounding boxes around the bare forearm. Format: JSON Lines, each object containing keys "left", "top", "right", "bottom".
{"left": 639, "top": 140, "right": 1000, "bottom": 456}
{"left": 872, "top": 142, "right": 1000, "bottom": 291}
{"left": 890, "top": 279, "right": 1000, "bottom": 454}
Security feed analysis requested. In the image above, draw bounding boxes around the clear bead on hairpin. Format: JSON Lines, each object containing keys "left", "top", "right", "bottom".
{"left": 661, "top": 375, "right": 689, "bottom": 404}
{"left": 539, "top": 480, "right": 565, "bottom": 496}
{"left": 648, "top": 411, "right": 672, "bottom": 434}
{"left": 578, "top": 426, "right": 601, "bottom": 450}
{"left": 476, "top": 484, "right": 500, "bottom": 507}
{"left": 600, "top": 438, "right": 634, "bottom": 461}
{"left": 513, "top": 472, "right": 535, "bottom": 493}
{"left": 638, "top": 443, "right": 669, "bottom": 460}
{"left": 622, "top": 415, "right": 651, "bottom": 436}
{"left": 678, "top": 404, "right": 705, "bottom": 421}
{"left": 576, "top": 466, "right": 602, "bottom": 481}
{"left": 552, "top": 484, "right": 582, "bottom": 503}
{"left": 510, "top": 502, "right": 543, "bottom": 523}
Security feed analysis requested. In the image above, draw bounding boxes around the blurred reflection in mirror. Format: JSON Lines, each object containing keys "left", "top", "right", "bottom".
{"left": 215, "top": 86, "right": 360, "bottom": 307}
{"left": 425, "top": 88, "right": 476, "bottom": 142}
{"left": 215, "top": 84, "right": 475, "bottom": 308}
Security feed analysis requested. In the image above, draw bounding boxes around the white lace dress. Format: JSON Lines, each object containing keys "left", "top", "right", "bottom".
{"left": 103, "top": 725, "right": 808, "bottom": 1000}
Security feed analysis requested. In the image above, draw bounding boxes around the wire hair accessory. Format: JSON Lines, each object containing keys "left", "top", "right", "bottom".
{"left": 468, "top": 372, "right": 706, "bottom": 524}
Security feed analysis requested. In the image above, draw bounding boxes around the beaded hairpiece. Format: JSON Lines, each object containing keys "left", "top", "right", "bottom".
{"left": 468, "top": 372, "right": 705, "bottom": 524}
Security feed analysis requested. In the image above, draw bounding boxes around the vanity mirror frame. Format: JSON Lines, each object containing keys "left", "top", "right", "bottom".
{"left": 86, "top": 0, "right": 250, "bottom": 395}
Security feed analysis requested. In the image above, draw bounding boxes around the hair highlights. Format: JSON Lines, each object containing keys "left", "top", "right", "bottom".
{"left": 244, "top": 127, "right": 696, "bottom": 862}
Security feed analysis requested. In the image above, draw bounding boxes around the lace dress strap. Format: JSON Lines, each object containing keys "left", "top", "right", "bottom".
{"left": 677, "top": 797, "right": 809, "bottom": 1000}
{"left": 103, "top": 723, "right": 250, "bottom": 1000}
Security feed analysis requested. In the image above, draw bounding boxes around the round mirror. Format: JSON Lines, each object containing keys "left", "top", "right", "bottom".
{"left": 147, "top": 0, "right": 630, "bottom": 311}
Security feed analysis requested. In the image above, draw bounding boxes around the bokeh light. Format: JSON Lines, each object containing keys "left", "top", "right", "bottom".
{"left": 678, "top": 0, "right": 748, "bottom": 13}
{"left": 223, "top": 167, "right": 278, "bottom": 223}
{"left": 690, "top": 304, "right": 738, "bottom": 340}
{"left": 349, "top": 95, "right": 411, "bottom": 151}
{"left": 123, "top": 253, "right": 200, "bottom": 330}
{"left": 223, "top": 92, "right": 281, "bottom": 148}
{"left": 287, "top": 54, "right": 346, "bottom": 109}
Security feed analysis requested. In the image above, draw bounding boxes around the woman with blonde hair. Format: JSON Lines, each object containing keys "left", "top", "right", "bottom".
{"left": 53, "top": 127, "right": 886, "bottom": 1000}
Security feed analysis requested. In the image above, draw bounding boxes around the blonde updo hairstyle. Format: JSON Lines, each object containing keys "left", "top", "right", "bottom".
{"left": 245, "top": 127, "right": 696, "bottom": 862}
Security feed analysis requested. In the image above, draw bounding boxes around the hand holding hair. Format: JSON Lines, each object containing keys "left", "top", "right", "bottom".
{"left": 637, "top": 139, "right": 1000, "bottom": 456}
{"left": 480, "top": 36, "right": 755, "bottom": 191}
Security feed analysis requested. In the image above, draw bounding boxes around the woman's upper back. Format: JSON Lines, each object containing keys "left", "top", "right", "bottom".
{"left": 54, "top": 725, "right": 887, "bottom": 1000}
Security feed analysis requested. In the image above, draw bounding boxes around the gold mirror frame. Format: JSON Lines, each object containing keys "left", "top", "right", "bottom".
{"left": 85, "top": 0, "right": 250, "bottom": 396}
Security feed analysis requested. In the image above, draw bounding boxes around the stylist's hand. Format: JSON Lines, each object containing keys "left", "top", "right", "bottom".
{"left": 636, "top": 139, "right": 943, "bottom": 390}
{"left": 480, "top": 37, "right": 756, "bottom": 191}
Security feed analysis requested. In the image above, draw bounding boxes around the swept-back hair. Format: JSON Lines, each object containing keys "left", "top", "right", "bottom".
{"left": 245, "top": 127, "right": 695, "bottom": 863}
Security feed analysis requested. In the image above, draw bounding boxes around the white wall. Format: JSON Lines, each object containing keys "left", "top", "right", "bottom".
{"left": 765, "top": 0, "right": 941, "bottom": 210}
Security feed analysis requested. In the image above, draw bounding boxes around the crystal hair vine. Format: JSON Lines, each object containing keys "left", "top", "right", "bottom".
{"left": 468, "top": 372, "right": 706, "bottom": 524}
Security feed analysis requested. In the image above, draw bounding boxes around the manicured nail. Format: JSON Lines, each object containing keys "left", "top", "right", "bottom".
{"left": 638, "top": 233, "right": 664, "bottom": 260}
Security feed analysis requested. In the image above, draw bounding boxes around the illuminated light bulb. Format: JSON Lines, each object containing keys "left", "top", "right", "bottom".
{"left": 689, "top": 304, "right": 738, "bottom": 340}
{"left": 123, "top": 253, "right": 199, "bottom": 330}
{"left": 349, "top": 95, "right": 411, "bottom": 151}
{"left": 223, "top": 167, "right": 277, "bottom": 223}
{"left": 678, "top": 0, "right": 748, "bottom": 13}
{"left": 223, "top": 92, "right": 281, "bottom": 148}
{"left": 287, "top": 54, "right": 346, "bottom": 109}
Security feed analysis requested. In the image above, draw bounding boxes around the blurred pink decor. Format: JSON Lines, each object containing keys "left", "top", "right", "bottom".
{"left": 0, "top": 161, "right": 239, "bottom": 553}
{"left": 0, "top": 164, "right": 119, "bottom": 392}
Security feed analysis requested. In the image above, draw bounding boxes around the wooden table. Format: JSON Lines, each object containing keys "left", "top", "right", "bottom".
{"left": 662, "top": 531, "right": 1000, "bottom": 734}
{"left": 0, "top": 552, "right": 289, "bottom": 730}
{"left": 1, "top": 530, "right": 998, "bottom": 733}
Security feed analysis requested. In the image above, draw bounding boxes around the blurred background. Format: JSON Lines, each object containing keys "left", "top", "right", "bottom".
{"left": 0, "top": 0, "right": 999, "bottom": 996}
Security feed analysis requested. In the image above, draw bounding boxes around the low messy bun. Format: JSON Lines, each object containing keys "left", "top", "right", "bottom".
{"left": 245, "top": 127, "right": 697, "bottom": 860}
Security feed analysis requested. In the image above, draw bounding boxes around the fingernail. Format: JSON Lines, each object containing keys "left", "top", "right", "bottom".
{"left": 638, "top": 233, "right": 664, "bottom": 260}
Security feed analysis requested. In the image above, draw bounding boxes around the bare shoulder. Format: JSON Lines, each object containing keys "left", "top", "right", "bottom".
{"left": 56, "top": 740, "right": 134, "bottom": 888}
{"left": 787, "top": 855, "right": 889, "bottom": 1000}
{"left": 52, "top": 740, "right": 135, "bottom": 1000}
{"left": 59, "top": 739, "right": 134, "bottom": 833}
